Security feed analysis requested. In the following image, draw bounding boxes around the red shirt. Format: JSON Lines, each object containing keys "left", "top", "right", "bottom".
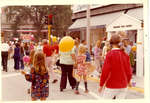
{"left": 52, "top": 44, "right": 59, "bottom": 54}
{"left": 43, "top": 44, "right": 53, "bottom": 57}
{"left": 100, "top": 49, "right": 132, "bottom": 88}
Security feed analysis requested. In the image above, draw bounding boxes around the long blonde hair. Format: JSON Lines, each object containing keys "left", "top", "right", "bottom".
{"left": 33, "top": 51, "right": 47, "bottom": 75}
{"left": 29, "top": 50, "right": 35, "bottom": 65}
{"left": 96, "top": 40, "right": 101, "bottom": 48}
{"left": 78, "top": 46, "right": 86, "bottom": 55}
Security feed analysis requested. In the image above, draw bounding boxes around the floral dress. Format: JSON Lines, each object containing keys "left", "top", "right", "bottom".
{"left": 25, "top": 67, "right": 49, "bottom": 99}
{"left": 76, "top": 55, "right": 87, "bottom": 76}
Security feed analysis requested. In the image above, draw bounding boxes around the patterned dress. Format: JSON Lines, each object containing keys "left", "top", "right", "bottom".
{"left": 76, "top": 55, "right": 87, "bottom": 76}
{"left": 25, "top": 67, "right": 49, "bottom": 99}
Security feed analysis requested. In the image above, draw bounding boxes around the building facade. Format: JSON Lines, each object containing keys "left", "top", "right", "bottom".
{"left": 69, "top": 4, "right": 143, "bottom": 45}
{"left": 69, "top": 4, "right": 144, "bottom": 77}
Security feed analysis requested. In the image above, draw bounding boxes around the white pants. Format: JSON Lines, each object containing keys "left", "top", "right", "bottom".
{"left": 102, "top": 88, "right": 127, "bottom": 99}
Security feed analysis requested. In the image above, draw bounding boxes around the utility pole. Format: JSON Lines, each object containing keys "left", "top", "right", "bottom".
{"left": 86, "top": 5, "right": 90, "bottom": 52}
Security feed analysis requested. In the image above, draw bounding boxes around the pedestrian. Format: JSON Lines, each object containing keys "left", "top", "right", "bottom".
{"left": 102, "top": 41, "right": 111, "bottom": 60}
{"left": 79, "top": 40, "right": 87, "bottom": 48}
{"left": 29, "top": 50, "right": 35, "bottom": 67}
{"left": 13, "top": 43, "right": 21, "bottom": 72}
{"left": 24, "top": 43, "right": 30, "bottom": 56}
{"left": 8, "top": 42, "right": 13, "bottom": 59}
{"left": 74, "top": 46, "right": 90, "bottom": 94}
{"left": 122, "top": 38, "right": 132, "bottom": 55}
{"left": 42, "top": 39, "right": 58, "bottom": 83}
{"left": 20, "top": 43, "right": 25, "bottom": 70}
{"left": 51, "top": 40, "right": 59, "bottom": 70}
{"left": 94, "top": 40, "right": 102, "bottom": 73}
{"left": 36, "top": 42, "right": 43, "bottom": 51}
{"left": 98, "top": 34, "right": 132, "bottom": 99}
{"left": 129, "top": 46, "right": 136, "bottom": 74}
{"left": 1, "top": 41, "right": 10, "bottom": 72}
{"left": 21, "top": 51, "right": 49, "bottom": 101}
{"left": 30, "top": 42, "right": 34, "bottom": 51}
{"left": 85, "top": 47, "right": 91, "bottom": 62}
{"left": 59, "top": 45, "right": 77, "bottom": 92}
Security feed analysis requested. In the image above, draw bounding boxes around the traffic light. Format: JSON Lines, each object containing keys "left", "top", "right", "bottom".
{"left": 44, "top": 16, "right": 48, "bottom": 25}
{"left": 48, "top": 14, "right": 53, "bottom": 25}
{"left": 44, "top": 14, "right": 53, "bottom": 25}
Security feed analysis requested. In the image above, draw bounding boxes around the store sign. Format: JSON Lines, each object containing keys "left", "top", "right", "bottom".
{"left": 20, "top": 34, "right": 34, "bottom": 40}
{"left": 113, "top": 25, "right": 132, "bottom": 29}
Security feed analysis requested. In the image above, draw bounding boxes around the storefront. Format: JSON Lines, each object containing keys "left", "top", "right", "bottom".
{"left": 68, "top": 7, "right": 143, "bottom": 46}
{"left": 69, "top": 7, "right": 143, "bottom": 77}
{"left": 106, "top": 14, "right": 144, "bottom": 77}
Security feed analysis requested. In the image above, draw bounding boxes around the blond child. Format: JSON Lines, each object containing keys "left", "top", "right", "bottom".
{"left": 21, "top": 51, "right": 49, "bottom": 101}
{"left": 74, "top": 46, "right": 90, "bottom": 94}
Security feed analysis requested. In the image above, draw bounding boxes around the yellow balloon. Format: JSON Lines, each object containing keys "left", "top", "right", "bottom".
{"left": 59, "top": 36, "right": 75, "bottom": 52}
{"left": 52, "top": 36, "right": 57, "bottom": 42}
{"left": 132, "top": 46, "right": 136, "bottom": 52}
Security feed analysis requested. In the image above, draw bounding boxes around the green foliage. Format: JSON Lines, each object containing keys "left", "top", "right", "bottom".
{"left": 4, "top": 5, "right": 73, "bottom": 39}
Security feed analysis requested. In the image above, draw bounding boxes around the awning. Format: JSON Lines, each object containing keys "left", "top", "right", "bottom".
{"left": 69, "top": 11, "right": 123, "bottom": 30}
{"left": 126, "top": 8, "right": 143, "bottom": 21}
{"left": 69, "top": 8, "right": 143, "bottom": 30}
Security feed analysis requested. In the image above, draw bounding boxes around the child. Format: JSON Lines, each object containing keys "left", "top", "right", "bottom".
{"left": 74, "top": 46, "right": 90, "bottom": 94}
{"left": 129, "top": 46, "right": 136, "bottom": 74}
{"left": 27, "top": 50, "right": 35, "bottom": 94}
{"left": 98, "top": 34, "right": 132, "bottom": 99}
{"left": 21, "top": 51, "right": 49, "bottom": 101}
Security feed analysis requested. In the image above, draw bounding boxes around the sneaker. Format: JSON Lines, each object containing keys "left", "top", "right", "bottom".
{"left": 52, "top": 79, "right": 58, "bottom": 83}
{"left": 74, "top": 90, "right": 79, "bottom": 94}
{"left": 84, "top": 90, "right": 89, "bottom": 93}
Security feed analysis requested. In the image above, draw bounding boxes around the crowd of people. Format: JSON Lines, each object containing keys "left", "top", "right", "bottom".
{"left": 1, "top": 32, "right": 137, "bottom": 100}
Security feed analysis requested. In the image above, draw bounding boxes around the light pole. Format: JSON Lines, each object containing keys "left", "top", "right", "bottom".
{"left": 86, "top": 5, "right": 90, "bottom": 52}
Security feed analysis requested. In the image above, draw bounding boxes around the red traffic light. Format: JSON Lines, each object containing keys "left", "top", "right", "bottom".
{"left": 48, "top": 14, "right": 53, "bottom": 19}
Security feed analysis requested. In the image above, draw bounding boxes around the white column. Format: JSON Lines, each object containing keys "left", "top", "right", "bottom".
{"left": 86, "top": 5, "right": 90, "bottom": 52}
{"left": 136, "top": 29, "right": 144, "bottom": 77}
{"left": 80, "top": 29, "right": 83, "bottom": 42}
{"left": 107, "top": 32, "right": 111, "bottom": 41}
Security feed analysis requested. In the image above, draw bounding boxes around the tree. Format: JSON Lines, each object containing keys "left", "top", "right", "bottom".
{"left": 4, "top": 5, "right": 73, "bottom": 41}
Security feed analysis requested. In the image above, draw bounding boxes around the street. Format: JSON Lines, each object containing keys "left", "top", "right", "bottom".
{"left": 2, "top": 59, "right": 144, "bottom": 101}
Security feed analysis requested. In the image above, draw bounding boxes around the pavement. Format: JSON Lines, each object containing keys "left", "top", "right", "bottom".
{"left": 1, "top": 59, "right": 144, "bottom": 101}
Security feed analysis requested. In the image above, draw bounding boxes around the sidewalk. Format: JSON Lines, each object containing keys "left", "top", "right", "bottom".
{"left": 132, "top": 75, "right": 144, "bottom": 89}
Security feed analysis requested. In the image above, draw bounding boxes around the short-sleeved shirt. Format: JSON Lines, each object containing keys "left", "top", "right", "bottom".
{"left": 59, "top": 48, "right": 75, "bottom": 65}
{"left": 1, "top": 43, "right": 10, "bottom": 52}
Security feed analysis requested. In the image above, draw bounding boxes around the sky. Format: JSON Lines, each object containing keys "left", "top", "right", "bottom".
{"left": 71, "top": 4, "right": 107, "bottom": 13}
